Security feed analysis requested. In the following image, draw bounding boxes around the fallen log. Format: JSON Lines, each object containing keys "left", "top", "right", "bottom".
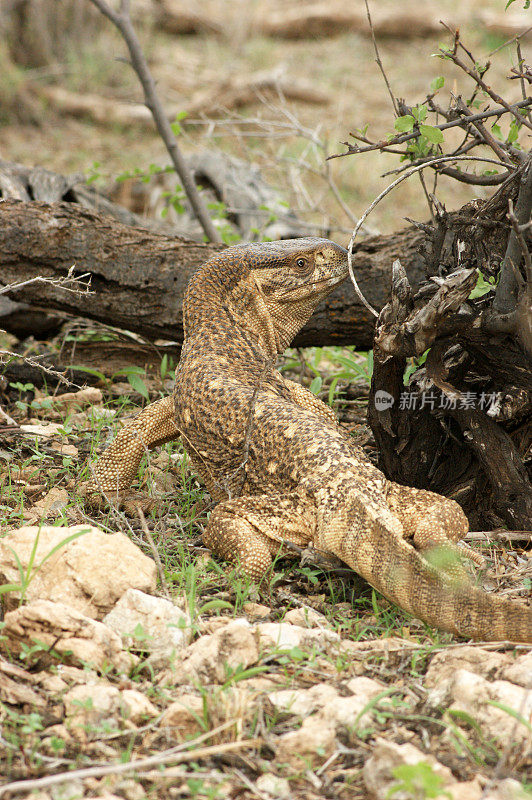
{"left": 0, "top": 200, "right": 429, "bottom": 349}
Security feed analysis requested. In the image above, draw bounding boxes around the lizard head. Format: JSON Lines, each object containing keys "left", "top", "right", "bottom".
{"left": 185, "top": 237, "right": 348, "bottom": 354}
{"left": 248, "top": 237, "right": 348, "bottom": 353}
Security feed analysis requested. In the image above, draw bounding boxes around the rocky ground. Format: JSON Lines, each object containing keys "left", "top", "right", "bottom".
{"left": 0, "top": 369, "right": 530, "bottom": 799}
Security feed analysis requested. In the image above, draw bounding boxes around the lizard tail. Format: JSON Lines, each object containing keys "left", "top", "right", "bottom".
{"left": 344, "top": 520, "right": 532, "bottom": 642}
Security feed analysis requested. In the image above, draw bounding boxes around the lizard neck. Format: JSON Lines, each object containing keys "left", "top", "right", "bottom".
{"left": 183, "top": 254, "right": 299, "bottom": 360}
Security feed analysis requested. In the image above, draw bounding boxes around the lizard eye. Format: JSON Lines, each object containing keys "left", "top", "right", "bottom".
{"left": 295, "top": 258, "right": 308, "bottom": 270}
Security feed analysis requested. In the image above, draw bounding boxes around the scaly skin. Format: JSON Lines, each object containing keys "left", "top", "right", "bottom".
{"left": 83, "top": 238, "right": 532, "bottom": 642}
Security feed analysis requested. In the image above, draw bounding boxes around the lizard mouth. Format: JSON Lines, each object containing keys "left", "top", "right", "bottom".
{"left": 310, "top": 272, "right": 348, "bottom": 290}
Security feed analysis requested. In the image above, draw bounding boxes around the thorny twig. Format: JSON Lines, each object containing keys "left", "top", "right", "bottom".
{"left": 0, "top": 351, "right": 75, "bottom": 387}
{"left": 251, "top": 88, "right": 378, "bottom": 235}
{"left": 0, "top": 266, "right": 92, "bottom": 297}
{"left": 87, "top": 0, "right": 221, "bottom": 243}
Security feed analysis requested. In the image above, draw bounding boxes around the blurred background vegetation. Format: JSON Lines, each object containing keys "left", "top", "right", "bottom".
{"left": 0, "top": 0, "right": 530, "bottom": 237}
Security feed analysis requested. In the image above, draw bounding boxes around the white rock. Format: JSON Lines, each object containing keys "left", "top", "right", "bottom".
{"left": 160, "top": 694, "right": 204, "bottom": 737}
{"left": 283, "top": 606, "right": 330, "bottom": 628}
{"left": 446, "top": 778, "right": 484, "bottom": 800}
{"left": 2, "top": 600, "right": 136, "bottom": 674}
{"left": 501, "top": 651, "right": 532, "bottom": 688}
{"left": 484, "top": 778, "right": 529, "bottom": 800}
{"left": 256, "top": 773, "right": 291, "bottom": 798}
{"left": 256, "top": 622, "right": 339, "bottom": 652}
{"left": 20, "top": 422, "right": 64, "bottom": 437}
{"left": 23, "top": 488, "right": 69, "bottom": 523}
{"left": 446, "top": 669, "right": 532, "bottom": 749}
{"left": 322, "top": 677, "right": 386, "bottom": 730}
{"left": 103, "top": 588, "right": 191, "bottom": 667}
{"left": 363, "top": 739, "right": 454, "bottom": 800}
{"left": 65, "top": 684, "right": 157, "bottom": 740}
{"left": 275, "top": 714, "right": 336, "bottom": 767}
{"left": 425, "top": 647, "right": 506, "bottom": 702}
{"left": 268, "top": 683, "right": 340, "bottom": 716}
{"left": 121, "top": 689, "right": 159, "bottom": 723}
{"left": 179, "top": 619, "right": 259, "bottom": 684}
{"left": 50, "top": 780, "right": 84, "bottom": 800}
{"left": 243, "top": 602, "right": 271, "bottom": 620}
{"left": 0, "top": 525, "right": 156, "bottom": 618}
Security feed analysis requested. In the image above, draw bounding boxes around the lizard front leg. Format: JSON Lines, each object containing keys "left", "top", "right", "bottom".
{"left": 204, "top": 492, "right": 317, "bottom": 581}
{"left": 79, "top": 395, "right": 179, "bottom": 509}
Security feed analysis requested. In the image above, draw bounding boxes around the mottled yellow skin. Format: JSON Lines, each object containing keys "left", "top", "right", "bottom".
{"left": 83, "top": 238, "right": 531, "bottom": 642}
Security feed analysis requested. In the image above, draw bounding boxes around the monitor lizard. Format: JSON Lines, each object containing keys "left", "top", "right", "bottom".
{"left": 81, "top": 238, "right": 532, "bottom": 641}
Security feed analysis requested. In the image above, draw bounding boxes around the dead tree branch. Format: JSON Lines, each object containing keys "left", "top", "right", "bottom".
{"left": 494, "top": 159, "right": 532, "bottom": 313}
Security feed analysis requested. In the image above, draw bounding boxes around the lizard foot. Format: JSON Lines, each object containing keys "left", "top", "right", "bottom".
{"left": 77, "top": 482, "right": 157, "bottom": 515}
{"left": 204, "top": 492, "right": 317, "bottom": 582}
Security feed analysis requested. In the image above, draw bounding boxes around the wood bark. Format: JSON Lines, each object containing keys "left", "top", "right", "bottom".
{"left": 367, "top": 172, "right": 532, "bottom": 531}
{"left": 0, "top": 199, "right": 429, "bottom": 349}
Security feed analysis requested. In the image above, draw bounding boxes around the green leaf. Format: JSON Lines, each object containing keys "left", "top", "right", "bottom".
{"left": 309, "top": 376, "right": 322, "bottom": 395}
{"left": 127, "top": 372, "right": 150, "bottom": 401}
{"left": 491, "top": 123, "right": 503, "bottom": 140}
{"left": 394, "top": 115, "right": 415, "bottom": 132}
{"left": 113, "top": 365, "right": 146, "bottom": 377}
{"left": 412, "top": 104, "right": 428, "bottom": 122}
{"left": 430, "top": 75, "right": 445, "bottom": 92}
{"left": 487, "top": 700, "right": 532, "bottom": 732}
{"left": 419, "top": 125, "right": 444, "bottom": 144}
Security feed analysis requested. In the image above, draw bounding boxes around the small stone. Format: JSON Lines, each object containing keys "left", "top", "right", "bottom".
{"left": 179, "top": 619, "right": 259, "bottom": 684}
{"left": 283, "top": 606, "right": 330, "bottom": 628}
{"left": 484, "top": 778, "right": 528, "bottom": 800}
{"left": 243, "top": 601, "right": 271, "bottom": 620}
{"left": 363, "top": 739, "right": 454, "bottom": 800}
{"left": 103, "top": 588, "right": 191, "bottom": 667}
{"left": 446, "top": 669, "right": 532, "bottom": 749}
{"left": 500, "top": 651, "right": 532, "bottom": 688}
{"left": 23, "top": 487, "right": 69, "bottom": 523}
{"left": 447, "top": 778, "right": 484, "bottom": 800}
{"left": 64, "top": 684, "right": 157, "bottom": 740}
{"left": 115, "top": 780, "right": 146, "bottom": 800}
{"left": 322, "top": 676, "right": 386, "bottom": 730}
{"left": 268, "top": 683, "right": 339, "bottom": 716}
{"left": 275, "top": 715, "right": 336, "bottom": 767}
{"left": 256, "top": 773, "right": 291, "bottom": 798}
{"left": 256, "top": 622, "right": 339, "bottom": 652}
{"left": 161, "top": 694, "right": 205, "bottom": 737}
{"left": 50, "top": 779, "right": 84, "bottom": 800}
{"left": 425, "top": 647, "right": 506, "bottom": 694}
{"left": 2, "top": 600, "right": 136, "bottom": 674}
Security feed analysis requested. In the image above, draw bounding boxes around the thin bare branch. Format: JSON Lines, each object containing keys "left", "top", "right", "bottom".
{"left": 441, "top": 37, "right": 532, "bottom": 133}
{"left": 508, "top": 198, "right": 532, "bottom": 287}
{"left": 87, "top": 0, "right": 221, "bottom": 243}
{"left": 451, "top": 94, "right": 513, "bottom": 165}
{"left": 0, "top": 351, "right": 74, "bottom": 386}
{"left": 0, "top": 267, "right": 92, "bottom": 297}
{"left": 364, "top": 0, "right": 399, "bottom": 116}
{"left": 486, "top": 25, "right": 532, "bottom": 57}
{"left": 0, "top": 726, "right": 259, "bottom": 797}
